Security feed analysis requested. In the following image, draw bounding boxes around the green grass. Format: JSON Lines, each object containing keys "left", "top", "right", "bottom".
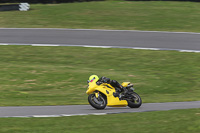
{"left": 0, "top": 45, "right": 200, "bottom": 106}
{"left": 0, "top": 108, "right": 200, "bottom": 133}
{"left": 0, "top": 1, "right": 200, "bottom": 32}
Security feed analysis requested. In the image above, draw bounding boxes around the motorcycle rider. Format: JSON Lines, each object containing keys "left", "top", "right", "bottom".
{"left": 88, "top": 75, "right": 128, "bottom": 97}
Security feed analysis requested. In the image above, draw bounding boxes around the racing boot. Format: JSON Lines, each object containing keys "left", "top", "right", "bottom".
{"left": 113, "top": 92, "right": 119, "bottom": 97}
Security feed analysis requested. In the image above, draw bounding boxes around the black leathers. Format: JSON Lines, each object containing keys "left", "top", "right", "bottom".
{"left": 98, "top": 77, "right": 123, "bottom": 89}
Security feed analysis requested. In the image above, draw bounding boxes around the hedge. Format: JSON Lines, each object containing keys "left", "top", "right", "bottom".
{"left": 0, "top": 0, "right": 100, "bottom": 4}
{"left": 0, "top": 0, "right": 199, "bottom": 3}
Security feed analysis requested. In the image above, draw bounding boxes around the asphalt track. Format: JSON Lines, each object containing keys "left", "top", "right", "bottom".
{"left": 0, "top": 28, "right": 200, "bottom": 118}
{"left": 0, "top": 101, "right": 200, "bottom": 118}
{"left": 0, "top": 28, "right": 200, "bottom": 51}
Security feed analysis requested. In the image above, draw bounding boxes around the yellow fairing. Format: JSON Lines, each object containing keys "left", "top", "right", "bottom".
{"left": 86, "top": 81, "right": 128, "bottom": 107}
{"left": 121, "top": 82, "right": 131, "bottom": 87}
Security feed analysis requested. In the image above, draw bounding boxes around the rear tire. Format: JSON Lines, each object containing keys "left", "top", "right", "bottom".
{"left": 127, "top": 92, "right": 142, "bottom": 108}
{"left": 88, "top": 94, "right": 107, "bottom": 110}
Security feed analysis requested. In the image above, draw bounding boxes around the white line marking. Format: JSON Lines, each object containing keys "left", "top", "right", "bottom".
{"left": 0, "top": 43, "right": 8, "bottom": 45}
{"left": 33, "top": 115, "right": 61, "bottom": 118}
{"left": 61, "top": 114, "right": 72, "bottom": 117}
{"left": 1, "top": 113, "right": 107, "bottom": 118}
{"left": 32, "top": 44, "right": 59, "bottom": 46}
{"left": 84, "top": 45, "right": 111, "bottom": 48}
{"left": 132, "top": 47, "right": 159, "bottom": 50}
{"left": 180, "top": 50, "right": 200, "bottom": 53}
{"left": 61, "top": 114, "right": 88, "bottom": 116}
{"left": 91, "top": 113, "right": 107, "bottom": 115}
{"left": 0, "top": 43, "right": 200, "bottom": 53}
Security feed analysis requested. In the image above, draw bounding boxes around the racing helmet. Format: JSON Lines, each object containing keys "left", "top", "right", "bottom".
{"left": 88, "top": 75, "right": 99, "bottom": 83}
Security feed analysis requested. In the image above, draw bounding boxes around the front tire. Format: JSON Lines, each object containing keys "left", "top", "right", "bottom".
{"left": 127, "top": 92, "right": 142, "bottom": 108}
{"left": 88, "top": 94, "right": 107, "bottom": 110}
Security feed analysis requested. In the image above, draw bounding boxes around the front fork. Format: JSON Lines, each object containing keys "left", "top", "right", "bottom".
{"left": 94, "top": 91, "right": 100, "bottom": 99}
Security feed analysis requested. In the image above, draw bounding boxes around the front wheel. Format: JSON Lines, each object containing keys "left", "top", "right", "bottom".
{"left": 88, "top": 94, "right": 107, "bottom": 110}
{"left": 127, "top": 92, "right": 142, "bottom": 108}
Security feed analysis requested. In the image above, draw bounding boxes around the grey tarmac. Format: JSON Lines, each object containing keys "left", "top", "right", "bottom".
{"left": 0, "top": 101, "right": 200, "bottom": 118}
{"left": 0, "top": 28, "right": 200, "bottom": 50}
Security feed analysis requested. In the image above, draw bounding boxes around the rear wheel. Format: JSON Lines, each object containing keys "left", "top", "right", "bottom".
{"left": 88, "top": 93, "right": 107, "bottom": 109}
{"left": 127, "top": 92, "right": 142, "bottom": 108}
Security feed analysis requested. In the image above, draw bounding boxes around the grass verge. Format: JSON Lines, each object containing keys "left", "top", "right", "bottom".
{"left": 0, "top": 1, "right": 200, "bottom": 32}
{"left": 0, "top": 108, "right": 200, "bottom": 133}
{"left": 0, "top": 45, "right": 199, "bottom": 106}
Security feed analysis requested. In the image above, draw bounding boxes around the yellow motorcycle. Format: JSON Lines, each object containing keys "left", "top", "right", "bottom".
{"left": 86, "top": 80, "right": 142, "bottom": 109}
